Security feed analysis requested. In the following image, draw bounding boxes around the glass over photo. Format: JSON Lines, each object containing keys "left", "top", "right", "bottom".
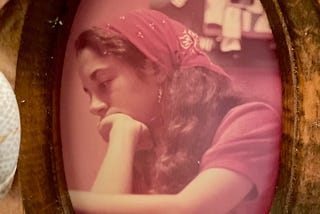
{"left": 60, "top": 0, "right": 282, "bottom": 213}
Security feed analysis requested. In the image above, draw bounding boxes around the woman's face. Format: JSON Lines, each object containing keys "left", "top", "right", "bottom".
{"left": 77, "top": 48, "right": 159, "bottom": 125}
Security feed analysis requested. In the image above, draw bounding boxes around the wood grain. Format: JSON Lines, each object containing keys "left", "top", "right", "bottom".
{"left": 15, "top": 1, "right": 78, "bottom": 213}
{"left": 262, "top": 0, "right": 320, "bottom": 213}
{"left": 9, "top": 0, "right": 320, "bottom": 213}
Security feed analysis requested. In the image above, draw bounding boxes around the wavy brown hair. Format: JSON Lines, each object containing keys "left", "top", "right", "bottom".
{"left": 75, "top": 27, "right": 244, "bottom": 194}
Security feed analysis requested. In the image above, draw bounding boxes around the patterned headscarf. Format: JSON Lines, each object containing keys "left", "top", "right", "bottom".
{"left": 103, "top": 9, "right": 230, "bottom": 79}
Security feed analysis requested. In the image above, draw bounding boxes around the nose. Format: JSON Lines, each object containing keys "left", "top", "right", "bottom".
{"left": 89, "top": 95, "right": 108, "bottom": 117}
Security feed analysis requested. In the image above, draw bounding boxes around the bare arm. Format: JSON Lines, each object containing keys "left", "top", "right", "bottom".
{"left": 91, "top": 114, "right": 149, "bottom": 194}
{"left": 91, "top": 126, "right": 137, "bottom": 193}
{"left": 70, "top": 168, "right": 253, "bottom": 214}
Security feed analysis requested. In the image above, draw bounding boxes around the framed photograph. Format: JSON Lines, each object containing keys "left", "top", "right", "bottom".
{"left": 15, "top": 0, "right": 320, "bottom": 213}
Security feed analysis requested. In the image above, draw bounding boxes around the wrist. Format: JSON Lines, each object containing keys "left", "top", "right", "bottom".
{"left": 108, "top": 120, "right": 143, "bottom": 148}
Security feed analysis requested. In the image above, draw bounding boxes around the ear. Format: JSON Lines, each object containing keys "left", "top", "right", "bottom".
{"left": 142, "top": 60, "right": 167, "bottom": 84}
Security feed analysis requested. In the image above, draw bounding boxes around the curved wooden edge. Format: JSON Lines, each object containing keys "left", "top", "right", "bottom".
{"left": 263, "top": 0, "right": 320, "bottom": 213}
{"left": 16, "top": 0, "right": 79, "bottom": 213}
{"left": 262, "top": 1, "right": 299, "bottom": 213}
{"left": 15, "top": 0, "right": 320, "bottom": 213}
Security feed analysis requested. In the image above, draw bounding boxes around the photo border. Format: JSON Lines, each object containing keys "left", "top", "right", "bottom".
{"left": 15, "top": 0, "right": 320, "bottom": 213}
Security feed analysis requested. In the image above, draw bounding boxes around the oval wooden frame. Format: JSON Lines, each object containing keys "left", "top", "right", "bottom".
{"left": 15, "top": 0, "right": 320, "bottom": 213}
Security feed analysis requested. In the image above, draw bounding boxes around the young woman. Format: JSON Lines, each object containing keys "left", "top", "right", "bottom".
{"left": 69, "top": 9, "right": 281, "bottom": 214}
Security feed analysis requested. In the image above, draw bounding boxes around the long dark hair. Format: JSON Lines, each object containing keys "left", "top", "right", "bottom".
{"left": 75, "top": 27, "right": 245, "bottom": 194}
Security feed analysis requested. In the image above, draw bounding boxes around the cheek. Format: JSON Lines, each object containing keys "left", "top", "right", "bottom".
{"left": 133, "top": 85, "right": 158, "bottom": 117}
{"left": 132, "top": 80, "right": 157, "bottom": 102}
{"left": 121, "top": 86, "right": 157, "bottom": 119}
{"left": 109, "top": 74, "right": 158, "bottom": 120}
{"left": 112, "top": 77, "right": 148, "bottom": 100}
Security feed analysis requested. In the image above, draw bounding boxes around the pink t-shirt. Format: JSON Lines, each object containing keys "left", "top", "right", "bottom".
{"left": 200, "top": 102, "right": 281, "bottom": 213}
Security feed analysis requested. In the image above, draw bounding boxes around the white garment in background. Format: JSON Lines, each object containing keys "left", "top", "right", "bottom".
{"left": 203, "top": 0, "right": 272, "bottom": 52}
{"left": 170, "top": 0, "right": 188, "bottom": 8}
{"left": 204, "top": 0, "right": 228, "bottom": 26}
{"left": 254, "top": 12, "right": 272, "bottom": 33}
{"left": 220, "top": 6, "right": 242, "bottom": 52}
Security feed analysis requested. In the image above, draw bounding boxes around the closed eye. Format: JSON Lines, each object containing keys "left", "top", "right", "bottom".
{"left": 98, "top": 79, "right": 112, "bottom": 90}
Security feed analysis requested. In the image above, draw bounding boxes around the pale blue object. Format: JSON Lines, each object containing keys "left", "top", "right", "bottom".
{"left": 0, "top": 72, "right": 20, "bottom": 199}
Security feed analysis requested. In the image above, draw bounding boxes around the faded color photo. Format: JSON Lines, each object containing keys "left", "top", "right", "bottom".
{"left": 60, "top": 0, "right": 282, "bottom": 213}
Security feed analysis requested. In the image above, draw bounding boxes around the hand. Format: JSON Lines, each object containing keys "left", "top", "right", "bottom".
{"left": 98, "top": 113, "right": 153, "bottom": 151}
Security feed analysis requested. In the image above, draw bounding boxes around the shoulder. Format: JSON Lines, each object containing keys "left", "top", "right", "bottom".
{"left": 214, "top": 101, "right": 281, "bottom": 144}
{"left": 200, "top": 101, "right": 281, "bottom": 197}
{"left": 227, "top": 101, "right": 280, "bottom": 118}
{"left": 226, "top": 101, "right": 280, "bottom": 121}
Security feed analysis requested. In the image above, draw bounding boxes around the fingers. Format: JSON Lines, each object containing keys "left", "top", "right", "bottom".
{"left": 97, "top": 113, "right": 146, "bottom": 143}
{"left": 97, "top": 113, "right": 154, "bottom": 151}
{"left": 97, "top": 115, "right": 114, "bottom": 142}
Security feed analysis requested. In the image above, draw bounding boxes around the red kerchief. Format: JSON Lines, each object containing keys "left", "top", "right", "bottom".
{"left": 103, "top": 9, "right": 230, "bottom": 78}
